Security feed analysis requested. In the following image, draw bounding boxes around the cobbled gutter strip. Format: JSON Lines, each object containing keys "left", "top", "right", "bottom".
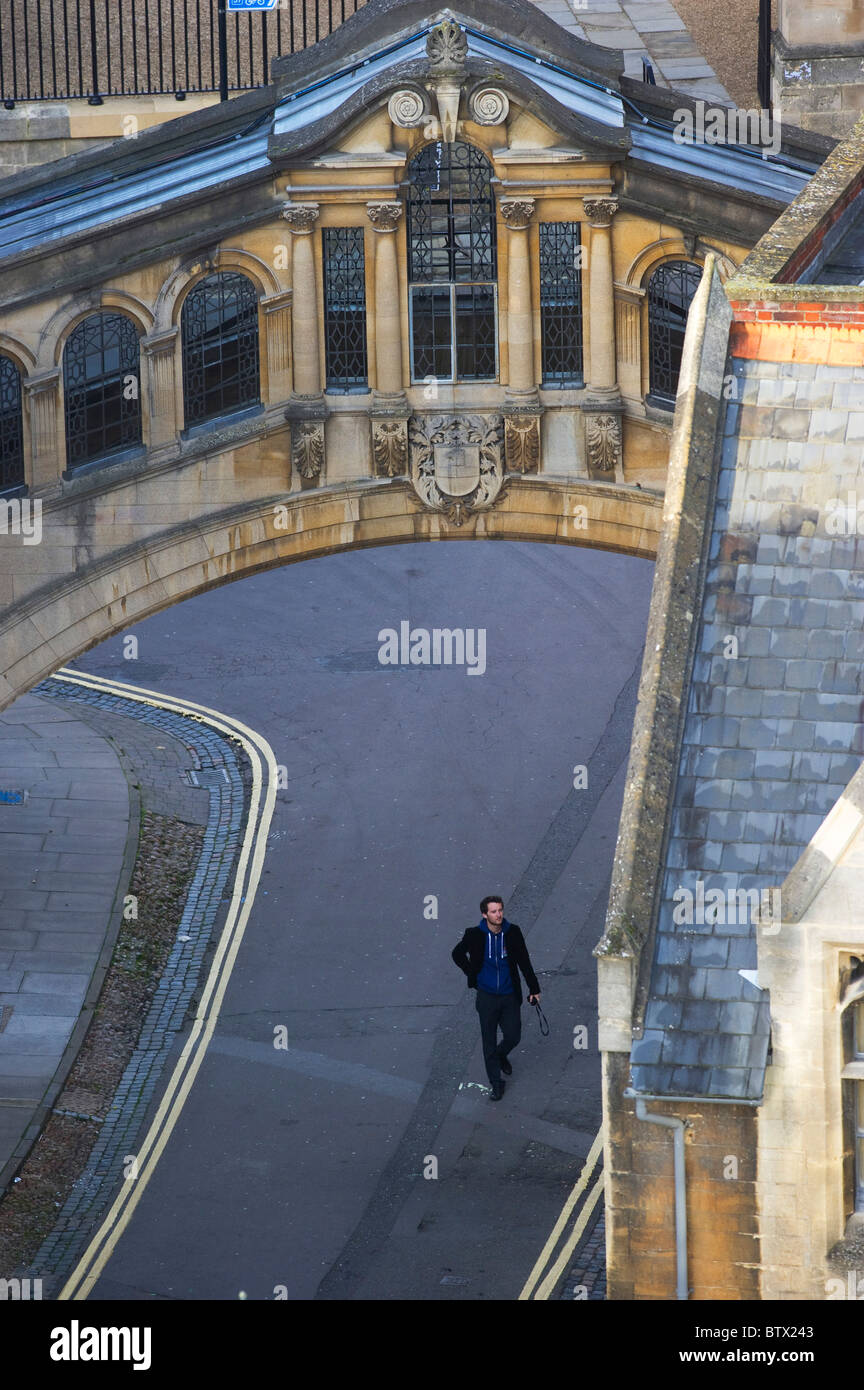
{"left": 26, "top": 676, "right": 248, "bottom": 1292}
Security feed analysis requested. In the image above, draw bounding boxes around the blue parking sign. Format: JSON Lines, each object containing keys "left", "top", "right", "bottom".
{"left": 227, "top": 0, "right": 277, "bottom": 9}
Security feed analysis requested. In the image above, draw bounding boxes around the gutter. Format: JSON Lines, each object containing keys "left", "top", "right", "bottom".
{"left": 625, "top": 1089, "right": 690, "bottom": 1300}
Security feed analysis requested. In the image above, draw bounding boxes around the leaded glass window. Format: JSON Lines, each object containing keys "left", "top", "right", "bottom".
{"left": 63, "top": 313, "right": 141, "bottom": 471}
{"left": 323, "top": 228, "right": 368, "bottom": 390}
{"left": 181, "top": 271, "right": 260, "bottom": 428}
{"left": 647, "top": 260, "right": 702, "bottom": 405}
{"left": 407, "top": 141, "right": 497, "bottom": 382}
{"left": 0, "top": 355, "right": 24, "bottom": 492}
{"left": 539, "top": 223, "right": 583, "bottom": 385}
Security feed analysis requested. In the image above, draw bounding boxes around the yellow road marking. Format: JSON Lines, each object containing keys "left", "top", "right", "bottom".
{"left": 534, "top": 1171, "right": 604, "bottom": 1300}
{"left": 51, "top": 669, "right": 277, "bottom": 1301}
{"left": 517, "top": 1126, "right": 603, "bottom": 1301}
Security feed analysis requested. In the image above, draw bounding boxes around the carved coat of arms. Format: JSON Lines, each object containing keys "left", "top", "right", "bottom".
{"left": 408, "top": 415, "right": 505, "bottom": 526}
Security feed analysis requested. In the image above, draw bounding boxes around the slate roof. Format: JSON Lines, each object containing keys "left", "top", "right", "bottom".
{"left": 632, "top": 355, "right": 864, "bottom": 1100}
{"left": 0, "top": 0, "right": 823, "bottom": 269}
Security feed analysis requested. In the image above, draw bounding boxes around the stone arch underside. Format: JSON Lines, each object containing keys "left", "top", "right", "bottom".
{"left": 0, "top": 478, "right": 662, "bottom": 711}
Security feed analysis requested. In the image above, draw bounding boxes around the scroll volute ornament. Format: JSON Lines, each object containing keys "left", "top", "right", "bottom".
{"left": 388, "top": 88, "right": 430, "bottom": 129}
{"left": 469, "top": 87, "right": 510, "bottom": 126}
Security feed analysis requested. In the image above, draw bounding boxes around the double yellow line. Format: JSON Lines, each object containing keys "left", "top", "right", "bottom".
{"left": 50, "top": 669, "right": 277, "bottom": 1301}
{"left": 518, "top": 1127, "right": 605, "bottom": 1300}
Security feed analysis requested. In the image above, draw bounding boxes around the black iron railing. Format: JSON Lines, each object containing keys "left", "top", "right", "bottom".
{"left": 0, "top": 0, "right": 366, "bottom": 103}
{"left": 757, "top": 0, "right": 772, "bottom": 111}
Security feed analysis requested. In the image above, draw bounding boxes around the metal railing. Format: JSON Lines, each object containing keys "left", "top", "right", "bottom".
{"left": 0, "top": 0, "right": 366, "bottom": 103}
{"left": 757, "top": 0, "right": 772, "bottom": 111}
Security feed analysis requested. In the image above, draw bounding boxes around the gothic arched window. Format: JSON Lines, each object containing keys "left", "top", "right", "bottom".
{"left": 647, "top": 260, "right": 703, "bottom": 406}
{"left": 181, "top": 271, "right": 260, "bottom": 428}
{"left": 0, "top": 354, "right": 24, "bottom": 492}
{"left": 63, "top": 313, "right": 142, "bottom": 471}
{"left": 407, "top": 141, "right": 497, "bottom": 383}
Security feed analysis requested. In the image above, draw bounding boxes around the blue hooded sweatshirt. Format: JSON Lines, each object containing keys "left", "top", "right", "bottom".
{"left": 476, "top": 919, "right": 514, "bottom": 996}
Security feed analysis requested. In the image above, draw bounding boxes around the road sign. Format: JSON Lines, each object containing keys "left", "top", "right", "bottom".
{"left": 227, "top": 0, "right": 277, "bottom": 9}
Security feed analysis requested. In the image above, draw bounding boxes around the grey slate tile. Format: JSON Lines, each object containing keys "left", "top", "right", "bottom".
{"left": 704, "top": 969, "right": 748, "bottom": 1001}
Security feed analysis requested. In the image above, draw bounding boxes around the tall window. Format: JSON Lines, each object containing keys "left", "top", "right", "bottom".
{"left": 647, "top": 260, "right": 702, "bottom": 406}
{"left": 323, "top": 228, "right": 368, "bottom": 391}
{"left": 407, "top": 141, "right": 497, "bottom": 383}
{"left": 842, "top": 990, "right": 864, "bottom": 1218}
{"left": 0, "top": 355, "right": 24, "bottom": 492}
{"left": 181, "top": 271, "right": 260, "bottom": 429}
{"left": 63, "top": 313, "right": 141, "bottom": 471}
{"left": 540, "top": 222, "right": 583, "bottom": 386}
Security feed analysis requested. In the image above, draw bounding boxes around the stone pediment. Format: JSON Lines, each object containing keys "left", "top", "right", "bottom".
{"left": 267, "top": 50, "right": 629, "bottom": 166}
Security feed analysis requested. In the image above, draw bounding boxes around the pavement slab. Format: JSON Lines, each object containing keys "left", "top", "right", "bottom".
{"left": 0, "top": 692, "right": 130, "bottom": 1180}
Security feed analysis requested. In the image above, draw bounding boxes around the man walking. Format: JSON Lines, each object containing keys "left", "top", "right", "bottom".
{"left": 451, "top": 896, "right": 541, "bottom": 1101}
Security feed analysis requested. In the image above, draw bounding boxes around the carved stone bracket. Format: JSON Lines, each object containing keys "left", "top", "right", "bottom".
{"left": 291, "top": 420, "right": 325, "bottom": 480}
{"left": 584, "top": 410, "right": 622, "bottom": 474}
{"left": 503, "top": 413, "right": 541, "bottom": 474}
{"left": 372, "top": 419, "right": 409, "bottom": 478}
{"left": 408, "top": 413, "right": 506, "bottom": 527}
{"left": 281, "top": 203, "right": 320, "bottom": 235}
{"left": 499, "top": 197, "right": 535, "bottom": 231}
{"left": 426, "top": 19, "right": 467, "bottom": 143}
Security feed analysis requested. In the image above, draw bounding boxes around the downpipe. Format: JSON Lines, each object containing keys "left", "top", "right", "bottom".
{"left": 625, "top": 1089, "right": 690, "bottom": 1300}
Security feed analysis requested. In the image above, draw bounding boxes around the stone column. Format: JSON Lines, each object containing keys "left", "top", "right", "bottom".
{"left": 582, "top": 196, "right": 623, "bottom": 481}
{"left": 282, "top": 202, "right": 326, "bottom": 487}
{"left": 141, "top": 327, "right": 179, "bottom": 449}
{"left": 24, "top": 368, "right": 62, "bottom": 492}
{"left": 260, "top": 289, "right": 293, "bottom": 406}
{"left": 366, "top": 201, "right": 409, "bottom": 478}
{"left": 500, "top": 196, "right": 541, "bottom": 475}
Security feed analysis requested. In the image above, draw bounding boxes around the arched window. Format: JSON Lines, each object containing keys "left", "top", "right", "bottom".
{"left": 181, "top": 271, "right": 260, "bottom": 428}
{"left": 407, "top": 141, "right": 497, "bottom": 383}
{"left": 63, "top": 313, "right": 142, "bottom": 471}
{"left": 0, "top": 354, "right": 24, "bottom": 492}
{"left": 647, "top": 260, "right": 703, "bottom": 406}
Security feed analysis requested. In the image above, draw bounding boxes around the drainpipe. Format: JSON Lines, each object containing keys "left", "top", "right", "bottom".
{"left": 624, "top": 1089, "right": 690, "bottom": 1300}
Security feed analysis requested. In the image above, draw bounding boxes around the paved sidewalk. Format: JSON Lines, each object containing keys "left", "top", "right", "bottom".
{"left": 533, "top": 0, "right": 731, "bottom": 101}
{"left": 0, "top": 693, "right": 131, "bottom": 1183}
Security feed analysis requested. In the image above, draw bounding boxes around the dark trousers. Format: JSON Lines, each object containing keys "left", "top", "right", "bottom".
{"left": 475, "top": 988, "right": 521, "bottom": 1085}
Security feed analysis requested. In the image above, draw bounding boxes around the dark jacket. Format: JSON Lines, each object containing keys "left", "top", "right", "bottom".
{"left": 451, "top": 921, "right": 540, "bottom": 1006}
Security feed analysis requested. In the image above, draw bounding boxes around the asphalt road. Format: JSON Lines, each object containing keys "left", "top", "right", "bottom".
{"left": 68, "top": 538, "right": 653, "bottom": 1301}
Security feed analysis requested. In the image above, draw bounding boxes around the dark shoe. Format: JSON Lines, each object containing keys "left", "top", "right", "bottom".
{"left": 490, "top": 1081, "right": 505, "bottom": 1101}
{"left": 499, "top": 1054, "right": 512, "bottom": 1076}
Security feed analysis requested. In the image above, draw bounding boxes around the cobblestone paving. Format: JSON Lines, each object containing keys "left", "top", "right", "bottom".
{"left": 560, "top": 1208, "right": 606, "bottom": 1300}
{"left": 26, "top": 676, "right": 248, "bottom": 1294}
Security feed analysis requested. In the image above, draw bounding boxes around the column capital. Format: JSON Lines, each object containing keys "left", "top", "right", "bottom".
{"left": 281, "top": 203, "right": 320, "bottom": 235}
{"left": 141, "top": 326, "right": 179, "bottom": 357}
{"left": 581, "top": 197, "right": 619, "bottom": 228}
{"left": 499, "top": 197, "right": 535, "bottom": 231}
{"left": 366, "top": 202, "right": 404, "bottom": 233}
{"left": 23, "top": 367, "right": 60, "bottom": 397}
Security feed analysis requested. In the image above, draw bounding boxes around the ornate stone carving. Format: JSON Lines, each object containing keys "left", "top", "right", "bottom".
{"left": 366, "top": 202, "right": 404, "bottom": 233}
{"left": 281, "top": 203, "right": 320, "bottom": 235}
{"left": 373, "top": 420, "right": 408, "bottom": 477}
{"left": 388, "top": 88, "right": 429, "bottom": 128}
{"left": 426, "top": 20, "right": 468, "bottom": 74}
{"left": 585, "top": 413, "right": 621, "bottom": 473}
{"left": 581, "top": 197, "right": 619, "bottom": 228}
{"left": 499, "top": 197, "right": 535, "bottom": 231}
{"left": 408, "top": 414, "right": 505, "bottom": 527}
{"left": 292, "top": 420, "right": 325, "bottom": 479}
{"left": 469, "top": 86, "right": 510, "bottom": 125}
{"left": 504, "top": 415, "right": 541, "bottom": 474}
